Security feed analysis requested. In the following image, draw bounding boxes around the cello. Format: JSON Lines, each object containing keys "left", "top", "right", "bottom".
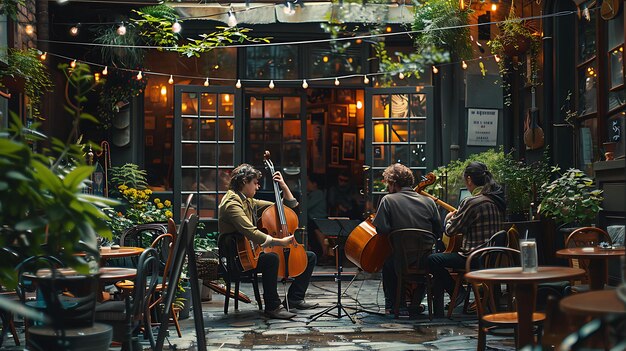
{"left": 344, "top": 166, "right": 392, "bottom": 273}
{"left": 414, "top": 173, "right": 462, "bottom": 253}
{"left": 257, "top": 151, "right": 308, "bottom": 278}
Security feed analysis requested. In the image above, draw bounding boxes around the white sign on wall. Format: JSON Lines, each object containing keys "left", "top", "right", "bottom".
{"left": 467, "top": 108, "right": 498, "bottom": 146}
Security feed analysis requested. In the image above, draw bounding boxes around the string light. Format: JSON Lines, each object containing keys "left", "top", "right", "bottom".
{"left": 494, "top": 55, "right": 501, "bottom": 63}
{"left": 227, "top": 8, "right": 238, "bottom": 27}
{"left": 117, "top": 22, "right": 126, "bottom": 36}
{"left": 94, "top": 72, "right": 101, "bottom": 82}
{"left": 432, "top": 66, "right": 439, "bottom": 74}
{"left": 302, "top": 79, "right": 308, "bottom": 89}
{"left": 70, "top": 59, "right": 77, "bottom": 68}
{"left": 136, "top": 71, "right": 143, "bottom": 80}
{"left": 172, "top": 20, "right": 182, "bottom": 34}
{"left": 398, "top": 72, "right": 405, "bottom": 79}
{"left": 235, "top": 79, "right": 242, "bottom": 88}
{"left": 25, "top": 24, "right": 34, "bottom": 36}
{"left": 69, "top": 24, "right": 80, "bottom": 36}
{"left": 39, "top": 51, "right": 47, "bottom": 60}
{"left": 334, "top": 78, "right": 340, "bottom": 86}
{"left": 168, "top": 75, "right": 174, "bottom": 84}
{"left": 462, "top": 61, "right": 468, "bottom": 69}
{"left": 363, "top": 75, "right": 370, "bottom": 84}
{"left": 268, "top": 80, "right": 275, "bottom": 89}
{"left": 204, "top": 78, "right": 209, "bottom": 86}
{"left": 102, "top": 66, "right": 108, "bottom": 75}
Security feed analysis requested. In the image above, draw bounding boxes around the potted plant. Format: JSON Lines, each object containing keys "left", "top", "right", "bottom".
{"left": 538, "top": 168, "right": 604, "bottom": 228}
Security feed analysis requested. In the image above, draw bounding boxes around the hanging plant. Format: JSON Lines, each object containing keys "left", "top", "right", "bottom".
{"left": 488, "top": 5, "right": 541, "bottom": 106}
{"left": 98, "top": 69, "right": 147, "bottom": 129}
{"left": 0, "top": 0, "right": 25, "bottom": 19}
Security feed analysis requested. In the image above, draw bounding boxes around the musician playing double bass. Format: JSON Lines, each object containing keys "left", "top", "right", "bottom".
{"left": 218, "top": 164, "right": 318, "bottom": 320}
{"left": 372, "top": 163, "right": 442, "bottom": 317}
{"left": 427, "top": 161, "right": 506, "bottom": 317}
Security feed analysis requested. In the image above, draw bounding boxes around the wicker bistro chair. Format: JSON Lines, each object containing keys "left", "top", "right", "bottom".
{"left": 387, "top": 229, "right": 435, "bottom": 320}
{"left": 466, "top": 247, "right": 546, "bottom": 351}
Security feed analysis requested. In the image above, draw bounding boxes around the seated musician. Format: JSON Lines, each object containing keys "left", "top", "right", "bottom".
{"left": 218, "top": 164, "right": 319, "bottom": 320}
{"left": 427, "top": 161, "right": 506, "bottom": 317}
{"left": 372, "top": 163, "right": 443, "bottom": 317}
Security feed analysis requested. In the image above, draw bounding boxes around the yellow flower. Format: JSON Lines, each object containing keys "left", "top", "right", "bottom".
{"left": 154, "top": 198, "right": 161, "bottom": 204}
{"left": 118, "top": 185, "right": 128, "bottom": 191}
{"left": 165, "top": 210, "right": 173, "bottom": 218}
{"left": 157, "top": 202, "right": 164, "bottom": 209}
{"left": 164, "top": 200, "right": 171, "bottom": 207}
{"left": 145, "top": 189, "right": 153, "bottom": 195}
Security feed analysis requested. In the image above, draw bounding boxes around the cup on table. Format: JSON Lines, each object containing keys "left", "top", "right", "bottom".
{"left": 519, "top": 238, "right": 538, "bottom": 273}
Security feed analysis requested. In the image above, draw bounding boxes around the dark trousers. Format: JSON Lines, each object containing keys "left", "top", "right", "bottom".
{"left": 382, "top": 258, "right": 426, "bottom": 310}
{"left": 256, "top": 250, "right": 317, "bottom": 311}
{"left": 427, "top": 252, "right": 466, "bottom": 316}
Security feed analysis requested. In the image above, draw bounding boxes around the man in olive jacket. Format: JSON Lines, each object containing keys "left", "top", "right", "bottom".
{"left": 218, "top": 163, "right": 318, "bottom": 320}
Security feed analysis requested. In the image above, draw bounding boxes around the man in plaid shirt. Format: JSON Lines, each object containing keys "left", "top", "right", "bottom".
{"left": 427, "top": 161, "right": 506, "bottom": 317}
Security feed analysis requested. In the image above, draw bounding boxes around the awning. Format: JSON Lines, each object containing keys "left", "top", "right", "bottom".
{"left": 171, "top": 2, "right": 414, "bottom": 25}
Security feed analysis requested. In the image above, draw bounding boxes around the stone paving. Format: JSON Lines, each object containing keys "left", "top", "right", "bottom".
{"left": 163, "top": 268, "right": 517, "bottom": 351}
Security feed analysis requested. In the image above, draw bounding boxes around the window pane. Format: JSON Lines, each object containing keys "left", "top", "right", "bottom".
{"left": 609, "top": 47, "right": 624, "bottom": 89}
{"left": 264, "top": 120, "right": 282, "bottom": 141}
{"left": 182, "top": 118, "right": 198, "bottom": 141}
{"left": 218, "top": 119, "right": 234, "bottom": 141}
{"left": 373, "top": 145, "right": 389, "bottom": 167}
{"left": 250, "top": 97, "right": 262, "bottom": 118}
{"left": 199, "top": 144, "right": 216, "bottom": 165}
{"left": 373, "top": 121, "right": 388, "bottom": 142}
{"left": 199, "top": 119, "right": 216, "bottom": 140}
{"left": 608, "top": 89, "right": 626, "bottom": 111}
{"left": 410, "top": 94, "right": 427, "bottom": 117}
{"left": 181, "top": 92, "right": 199, "bottom": 116}
{"left": 264, "top": 99, "right": 281, "bottom": 118}
{"left": 199, "top": 169, "right": 217, "bottom": 192}
{"left": 579, "top": 118, "right": 597, "bottom": 174}
{"left": 409, "top": 120, "right": 427, "bottom": 142}
{"left": 390, "top": 94, "right": 410, "bottom": 118}
{"left": 607, "top": 12, "right": 624, "bottom": 49}
{"left": 578, "top": 5, "right": 596, "bottom": 62}
{"left": 409, "top": 144, "right": 427, "bottom": 168}
{"left": 578, "top": 62, "right": 597, "bottom": 115}
{"left": 245, "top": 46, "right": 298, "bottom": 79}
{"left": 218, "top": 144, "right": 234, "bottom": 166}
{"left": 181, "top": 169, "right": 198, "bottom": 192}
{"left": 372, "top": 95, "right": 388, "bottom": 118}
{"left": 283, "top": 120, "right": 300, "bottom": 141}
{"left": 219, "top": 94, "right": 234, "bottom": 116}
{"left": 182, "top": 143, "right": 198, "bottom": 166}
{"left": 283, "top": 96, "right": 300, "bottom": 118}
{"left": 218, "top": 169, "right": 233, "bottom": 191}
{"left": 390, "top": 120, "right": 408, "bottom": 142}
{"left": 309, "top": 47, "right": 362, "bottom": 78}
{"left": 283, "top": 143, "right": 300, "bottom": 167}
{"left": 200, "top": 93, "right": 216, "bottom": 116}
{"left": 390, "top": 145, "right": 409, "bottom": 164}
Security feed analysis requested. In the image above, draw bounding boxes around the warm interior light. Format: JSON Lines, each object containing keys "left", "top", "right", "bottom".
{"left": 322, "top": 56, "right": 329, "bottom": 63}
{"left": 491, "top": 3, "right": 497, "bottom": 11}
{"left": 224, "top": 94, "right": 230, "bottom": 103}
{"left": 25, "top": 24, "right": 34, "bottom": 36}
{"left": 94, "top": 73, "right": 100, "bottom": 82}
{"left": 160, "top": 85, "right": 167, "bottom": 96}
{"left": 385, "top": 26, "right": 392, "bottom": 33}
{"left": 356, "top": 100, "right": 363, "bottom": 109}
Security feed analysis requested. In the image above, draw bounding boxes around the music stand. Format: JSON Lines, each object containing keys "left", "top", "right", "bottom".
{"left": 307, "top": 217, "right": 361, "bottom": 324}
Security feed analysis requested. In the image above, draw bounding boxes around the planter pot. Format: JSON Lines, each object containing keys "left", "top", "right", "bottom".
{"left": 177, "top": 283, "right": 192, "bottom": 320}
{"left": 502, "top": 34, "right": 531, "bottom": 57}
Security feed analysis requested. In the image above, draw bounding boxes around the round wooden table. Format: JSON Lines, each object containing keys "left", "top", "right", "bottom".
{"left": 556, "top": 247, "right": 625, "bottom": 290}
{"left": 560, "top": 289, "right": 626, "bottom": 316}
{"left": 464, "top": 266, "right": 586, "bottom": 349}
{"left": 99, "top": 246, "right": 144, "bottom": 260}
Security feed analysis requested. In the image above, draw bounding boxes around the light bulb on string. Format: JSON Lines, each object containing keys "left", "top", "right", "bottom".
{"left": 168, "top": 75, "right": 174, "bottom": 84}
{"left": 39, "top": 51, "right": 47, "bottom": 61}
{"left": 25, "top": 24, "right": 34, "bottom": 36}
{"left": 398, "top": 72, "right": 405, "bottom": 80}
{"left": 117, "top": 22, "right": 126, "bottom": 36}
{"left": 69, "top": 24, "right": 80, "bottom": 36}
{"left": 494, "top": 55, "right": 501, "bottom": 63}
{"left": 70, "top": 59, "right": 77, "bottom": 68}
{"left": 235, "top": 79, "right": 242, "bottom": 88}
{"left": 302, "top": 79, "right": 308, "bottom": 89}
{"left": 102, "top": 66, "right": 108, "bottom": 75}
{"left": 269, "top": 80, "right": 275, "bottom": 89}
{"left": 172, "top": 20, "right": 182, "bottom": 34}
{"left": 334, "top": 78, "right": 340, "bottom": 86}
{"left": 204, "top": 78, "right": 209, "bottom": 87}
{"left": 227, "top": 8, "right": 238, "bottom": 27}
{"left": 363, "top": 75, "right": 370, "bottom": 84}
{"left": 136, "top": 71, "right": 143, "bottom": 80}
{"left": 432, "top": 66, "right": 439, "bottom": 74}
{"left": 462, "top": 61, "right": 468, "bottom": 69}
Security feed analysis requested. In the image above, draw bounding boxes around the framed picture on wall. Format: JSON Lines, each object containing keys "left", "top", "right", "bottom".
{"left": 329, "top": 104, "right": 349, "bottom": 125}
{"left": 358, "top": 127, "right": 365, "bottom": 160}
{"left": 342, "top": 133, "right": 356, "bottom": 160}
{"left": 374, "top": 145, "right": 384, "bottom": 160}
{"left": 336, "top": 89, "right": 356, "bottom": 104}
{"left": 331, "top": 146, "right": 340, "bottom": 165}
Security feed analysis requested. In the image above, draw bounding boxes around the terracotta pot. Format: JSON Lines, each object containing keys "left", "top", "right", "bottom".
{"left": 502, "top": 33, "right": 531, "bottom": 57}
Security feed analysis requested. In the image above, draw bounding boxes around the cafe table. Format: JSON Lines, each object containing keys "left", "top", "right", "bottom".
{"left": 560, "top": 289, "right": 626, "bottom": 317}
{"left": 464, "top": 266, "right": 586, "bottom": 349}
{"left": 76, "top": 246, "right": 144, "bottom": 266}
{"left": 555, "top": 247, "right": 625, "bottom": 290}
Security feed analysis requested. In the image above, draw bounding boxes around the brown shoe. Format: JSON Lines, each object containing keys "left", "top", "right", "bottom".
{"left": 264, "top": 306, "right": 296, "bottom": 320}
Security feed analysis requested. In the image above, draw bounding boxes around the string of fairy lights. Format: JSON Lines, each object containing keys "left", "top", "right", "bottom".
{"left": 32, "top": 7, "right": 588, "bottom": 89}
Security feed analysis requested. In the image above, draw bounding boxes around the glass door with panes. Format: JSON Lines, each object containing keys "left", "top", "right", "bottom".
{"left": 245, "top": 93, "right": 306, "bottom": 223}
{"left": 364, "top": 87, "right": 434, "bottom": 203}
{"left": 174, "top": 85, "right": 242, "bottom": 222}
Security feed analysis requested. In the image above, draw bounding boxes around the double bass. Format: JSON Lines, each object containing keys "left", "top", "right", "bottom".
{"left": 256, "top": 151, "right": 308, "bottom": 278}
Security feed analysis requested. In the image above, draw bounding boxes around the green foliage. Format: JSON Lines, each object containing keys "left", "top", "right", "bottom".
{"left": 0, "top": 114, "right": 118, "bottom": 288}
{"left": 0, "top": 48, "right": 54, "bottom": 119}
{"left": 487, "top": 10, "right": 541, "bottom": 106}
{"left": 132, "top": 5, "right": 181, "bottom": 47}
{"left": 373, "top": 41, "right": 449, "bottom": 85}
{"left": 58, "top": 63, "right": 102, "bottom": 141}
{"left": 97, "top": 70, "right": 147, "bottom": 129}
{"left": 538, "top": 168, "right": 603, "bottom": 226}
{"left": 108, "top": 163, "right": 149, "bottom": 197}
{"left": 174, "top": 27, "right": 272, "bottom": 58}
{"left": 412, "top": 0, "right": 473, "bottom": 61}
{"left": 0, "top": 0, "right": 25, "bottom": 19}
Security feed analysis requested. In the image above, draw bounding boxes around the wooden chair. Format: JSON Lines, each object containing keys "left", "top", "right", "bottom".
{"left": 564, "top": 227, "right": 612, "bottom": 291}
{"left": 558, "top": 313, "right": 626, "bottom": 351}
{"left": 217, "top": 233, "right": 263, "bottom": 314}
{"left": 388, "top": 229, "right": 434, "bottom": 320}
{"left": 0, "top": 289, "right": 20, "bottom": 347}
{"left": 447, "top": 230, "right": 508, "bottom": 319}
{"left": 466, "top": 246, "right": 545, "bottom": 351}
{"left": 96, "top": 248, "right": 159, "bottom": 351}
